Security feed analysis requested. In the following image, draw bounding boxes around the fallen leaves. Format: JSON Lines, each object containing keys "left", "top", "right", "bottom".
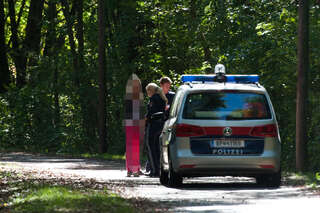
{"left": 0, "top": 163, "right": 163, "bottom": 213}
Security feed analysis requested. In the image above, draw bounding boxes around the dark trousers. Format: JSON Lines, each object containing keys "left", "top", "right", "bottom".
{"left": 147, "top": 120, "right": 163, "bottom": 175}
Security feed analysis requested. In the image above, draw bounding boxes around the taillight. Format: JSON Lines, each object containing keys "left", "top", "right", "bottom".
{"left": 250, "top": 124, "right": 278, "bottom": 137}
{"left": 259, "top": 164, "right": 275, "bottom": 169}
{"left": 175, "top": 124, "right": 205, "bottom": 137}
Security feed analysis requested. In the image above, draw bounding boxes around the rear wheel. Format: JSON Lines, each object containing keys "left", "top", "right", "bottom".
{"left": 256, "top": 169, "right": 281, "bottom": 188}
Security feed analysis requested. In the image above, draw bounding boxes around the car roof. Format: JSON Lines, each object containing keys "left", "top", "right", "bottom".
{"left": 179, "top": 82, "right": 267, "bottom": 93}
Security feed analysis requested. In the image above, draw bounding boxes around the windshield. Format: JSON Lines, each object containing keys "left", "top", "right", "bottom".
{"left": 182, "top": 91, "right": 271, "bottom": 120}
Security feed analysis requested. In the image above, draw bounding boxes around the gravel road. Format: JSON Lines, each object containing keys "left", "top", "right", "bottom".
{"left": 0, "top": 152, "right": 319, "bottom": 213}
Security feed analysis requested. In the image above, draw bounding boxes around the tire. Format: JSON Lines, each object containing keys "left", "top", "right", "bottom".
{"left": 268, "top": 169, "right": 281, "bottom": 188}
{"left": 256, "top": 169, "right": 281, "bottom": 188}
{"left": 160, "top": 164, "right": 169, "bottom": 186}
{"left": 168, "top": 159, "right": 183, "bottom": 188}
{"left": 159, "top": 143, "right": 169, "bottom": 186}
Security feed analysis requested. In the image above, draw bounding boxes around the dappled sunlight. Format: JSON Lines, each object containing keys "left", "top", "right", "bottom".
{"left": 11, "top": 186, "right": 136, "bottom": 213}
{"left": 173, "top": 197, "right": 320, "bottom": 213}
{"left": 1, "top": 153, "right": 319, "bottom": 213}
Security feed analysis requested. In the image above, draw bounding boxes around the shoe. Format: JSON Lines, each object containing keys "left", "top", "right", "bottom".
{"left": 133, "top": 172, "right": 140, "bottom": 177}
{"left": 138, "top": 170, "right": 144, "bottom": 176}
{"left": 140, "top": 170, "right": 150, "bottom": 176}
{"left": 144, "top": 172, "right": 153, "bottom": 177}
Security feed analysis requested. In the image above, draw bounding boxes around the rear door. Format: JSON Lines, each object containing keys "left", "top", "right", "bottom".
{"left": 179, "top": 90, "right": 277, "bottom": 156}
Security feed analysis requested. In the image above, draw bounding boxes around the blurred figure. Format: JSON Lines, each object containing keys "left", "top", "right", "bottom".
{"left": 124, "top": 74, "right": 144, "bottom": 177}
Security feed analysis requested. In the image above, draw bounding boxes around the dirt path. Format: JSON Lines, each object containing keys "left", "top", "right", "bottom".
{"left": 1, "top": 152, "right": 319, "bottom": 213}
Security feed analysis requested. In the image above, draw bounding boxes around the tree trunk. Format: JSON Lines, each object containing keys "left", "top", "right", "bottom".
{"left": 24, "top": 0, "right": 45, "bottom": 76}
{"left": 61, "top": 0, "right": 79, "bottom": 87}
{"left": 296, "top": 0, "right": 309, "bottom": 172}
{"left": 62, "top": 0, "right": 98, "bottom": 150}
{"left": 8, "top": 0, "right": 26, "bottom": 87}
{"left": 0, "top": 0, "right": 10, "bottom": 92}
{"left": 7, "top": 0, "right": 44, "bottom": 87}
{"left": 98, "top": 0, "right": 107, "bottom": 153}
{"left": 44, "top": 0, "right": 57, "bottom": 56}
{"left": 44, "top": 0, "right": 60, "bottom": 130}
{"left": 75, "top": 0, "right": 84, "bottom": 82}
{"left": 200, "top": 32, "right": 212, "bottom": 64}
{"left": 76, "top": 0, "right": 97, "bottom": 150}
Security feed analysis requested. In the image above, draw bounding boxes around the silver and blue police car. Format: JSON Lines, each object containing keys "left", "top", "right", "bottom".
{"left": 159, "top": 64, "right": 281, "bottom": 188}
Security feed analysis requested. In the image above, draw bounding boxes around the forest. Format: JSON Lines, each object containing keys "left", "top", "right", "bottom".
{"left": 0, "top": 0, "right": 319, "bottom": 172}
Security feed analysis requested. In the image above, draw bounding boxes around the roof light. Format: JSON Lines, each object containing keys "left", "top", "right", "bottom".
{"left": 181, "top": 64, "right": 259, "bottom": 84}
{"left": 214, "top": 64, "right": 226, "bottom": 75}
{"left": 227, "top": 75, "right": 259, "bottom": 83}
{"left": 181, "top": 75, "right": 259, "bottom": 84}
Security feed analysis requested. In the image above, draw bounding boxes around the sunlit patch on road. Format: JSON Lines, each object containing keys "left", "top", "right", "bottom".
{"left": 1, "top": 153, "right": 319, "bottom": 213}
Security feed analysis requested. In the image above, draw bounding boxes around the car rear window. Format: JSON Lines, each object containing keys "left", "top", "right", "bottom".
{"left": 182, "top": 91, "right": 271, "bottom": 120}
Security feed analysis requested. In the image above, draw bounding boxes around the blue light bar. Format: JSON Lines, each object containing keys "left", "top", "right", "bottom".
{"left": 181, "top": 75, "right": 259, "bottom": 84}
{"left": 181, "top": 75, "right": 215, "bottom": 82}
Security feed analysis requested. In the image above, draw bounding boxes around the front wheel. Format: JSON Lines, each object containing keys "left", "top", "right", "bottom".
{"left": 168, "top": 159, "right": 182, "bottom": 188}
{"left": 159, "top": 143, "right": 169, "bottom": 186}
{"left": 160, "top": 164, "right": 169, "bottom": 186}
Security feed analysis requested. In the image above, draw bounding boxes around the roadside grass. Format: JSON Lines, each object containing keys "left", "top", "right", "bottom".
{"left": 0, "top": 148, "right": 127, "bottom": 162}
{"left": 0, "top": 170, "right": 139, "bottom": 213}
{"left": 79, "top": 153, "right": 148, "bottom": 166}
{"left": 11, "top": 186, "right": 135, "bottom": 213}
{"left": 283, "top": 171, "right": 320, "bottom": 189}
{"left": 80, "top": 153, "right": 126, "bottom": 161}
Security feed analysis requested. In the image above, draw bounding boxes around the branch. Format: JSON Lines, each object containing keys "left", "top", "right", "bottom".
{"left": 16, "top": 0, "right": 26, "bottom": 27}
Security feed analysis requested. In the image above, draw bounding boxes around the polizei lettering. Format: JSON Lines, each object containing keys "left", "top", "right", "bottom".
{"left": 212, "top": 149, "right": 244, "bottom": 155}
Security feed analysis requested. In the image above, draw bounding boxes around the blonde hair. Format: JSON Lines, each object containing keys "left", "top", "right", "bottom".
{"left": 146, "top": 83, "right": 168, "bottom": 104}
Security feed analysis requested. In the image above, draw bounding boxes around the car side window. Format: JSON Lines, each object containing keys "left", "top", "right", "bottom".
{"left": 169, "top": 90, "right": 183, "bottom": 118}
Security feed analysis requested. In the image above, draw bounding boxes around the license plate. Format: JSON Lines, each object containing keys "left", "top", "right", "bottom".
{"left": 212, "top": 139, "right": 245, "bottom": 148}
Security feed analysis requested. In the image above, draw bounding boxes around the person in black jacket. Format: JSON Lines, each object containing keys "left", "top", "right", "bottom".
{"left": 145, "top": 83, "right": 167, "bottom": 177}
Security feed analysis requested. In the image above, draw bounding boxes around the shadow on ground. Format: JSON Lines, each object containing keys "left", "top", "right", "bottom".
{"left": 0, "top": 152, "right": 125, "bottom": 170}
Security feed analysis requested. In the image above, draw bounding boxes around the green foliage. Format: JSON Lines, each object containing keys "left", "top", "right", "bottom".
{"left": 11, "top": 186, "right": 136, "bottom": 213}
{"left": 80, "top": 153, "right": 125, "bottom": 161}
{"left": 0, "top": 170, "right": 138, "bottom": 213}
{"left": 284, "top": 172, "right": 320, "bottom": 188}
{"left": 1, "top": 0, "right": 320, "bottom": 171}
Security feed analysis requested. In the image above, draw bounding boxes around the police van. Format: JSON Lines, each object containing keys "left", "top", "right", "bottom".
{"left": 159, "top": 64, "right": 281, "bottom": 188}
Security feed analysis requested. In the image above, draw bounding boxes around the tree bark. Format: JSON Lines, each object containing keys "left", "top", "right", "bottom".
{"left": 44, "top": 0, "right": 60, "bottom": 130}
{"left": 24, "top": 0, "right": 45, "bottom": 54}
{"left": 0, "top": 0, "right": 10, "bottom": 92}
{"left": 62, "top": 0, "right": 98, "bottom": 150}
{"left": 24, "top": 0, "right": 45, "bottom": 75}
{"left": 98, "top": 0, "right": 107, "bottom": 153}
{"left": 8, "top": 0, "right": 27, "bottom": 87}
{"left": 61, "top": 0, "right": 79, "bottom": 86}
{"left": 200, "top": 32, "right": 212, "bottom": 64}
{"left": 7, "top": 0, "right": 44, "bottom": 87}
{"left": 75, "top": 0, "right": 84, "bottom": 80}
{"left": 296, "top": 0, "right": 309, "bottom": 172}
{"left": 44, "top": 0, "right": 57, "bottom": 57}
{"left": 61, "top": 0, "right": 81, "bottom": 87}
